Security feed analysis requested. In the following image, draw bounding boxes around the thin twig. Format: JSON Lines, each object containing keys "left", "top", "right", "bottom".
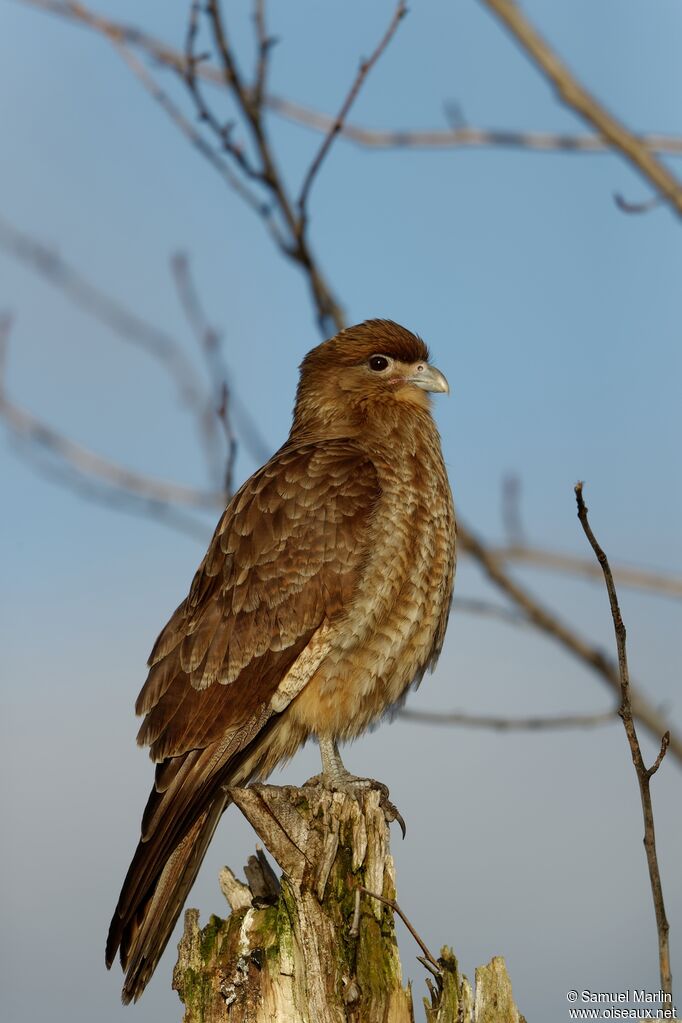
{"left": 171, "top": 252, "right": 237, "bottom": 495}
{"left": 183, "top": 1, "right": 262, "bottom": 183}
{"left": 114, "top": 43, "right": 286, "bottom": 250}
{"left": 400, "top": 707, "right": 617, "bottom": 731}
{"left": 252, "top": 0, "right": 273, "bottom": 113}
{"left": 614, "top": 193, "right": 662, "bottom": 215}
{"left": 479, "top": 0, "right": 682, "bottom": 217}
{"left": 169, "top": 250, "right": 271, "bottom": 474}
{"left": 575, "top": 482, "right": 672, "bottom": 997}
{"left": 647, "top": 732, "right": 671, "bottom": 781}
{"left": 204, "top": 0, "right": 345, "bottom": 335}
{"left": 296, "top": 1, "right": 407, "bottom": 220}
{"left": 357, "top": 886, "right": 441, "bottom": 975}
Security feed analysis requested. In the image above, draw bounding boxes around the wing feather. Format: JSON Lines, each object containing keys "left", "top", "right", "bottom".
{"left": 135, "top": 440, "right": 380, "bottom": 762}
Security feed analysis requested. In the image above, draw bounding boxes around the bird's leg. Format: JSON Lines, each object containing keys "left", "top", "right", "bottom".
{"left": 318, "top": 736, "right": 358, "bottom": 789}
{"left": 305, "top": 736, "right": 406, "bottom": 837}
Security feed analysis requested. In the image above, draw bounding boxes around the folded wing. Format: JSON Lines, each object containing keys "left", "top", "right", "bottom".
{"left": 106, "top": 439, "right": 381, "bottom": 1001}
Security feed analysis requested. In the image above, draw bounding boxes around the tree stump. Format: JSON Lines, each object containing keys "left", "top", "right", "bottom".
{"left": 173, "top": 784, "right": 524, "bottom": 1023}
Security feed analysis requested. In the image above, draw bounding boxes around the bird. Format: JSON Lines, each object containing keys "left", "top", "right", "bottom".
{"left": 106, "top": 319, "right": 456, "bottom": 1003}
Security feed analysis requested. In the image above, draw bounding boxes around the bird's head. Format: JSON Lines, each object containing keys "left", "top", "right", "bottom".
{"left": 291, "top": 319, "right": 449, "bottom": 439}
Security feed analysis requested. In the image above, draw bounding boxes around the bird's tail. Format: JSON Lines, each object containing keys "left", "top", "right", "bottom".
{"left": 106, "top": 791, "right": 228, "bottom": 1004}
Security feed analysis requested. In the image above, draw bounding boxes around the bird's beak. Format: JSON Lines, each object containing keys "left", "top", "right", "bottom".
{"left": 408, "top": 362, "right": 450, "bottom": 395}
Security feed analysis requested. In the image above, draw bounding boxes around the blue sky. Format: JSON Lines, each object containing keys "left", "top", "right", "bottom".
{"left": 1, "top": 2, "right": 681, "bottom": 1021}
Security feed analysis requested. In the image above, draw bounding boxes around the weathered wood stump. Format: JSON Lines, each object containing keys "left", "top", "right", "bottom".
{"left": 173, "top": 784, "right": 524, "bottom": 1023}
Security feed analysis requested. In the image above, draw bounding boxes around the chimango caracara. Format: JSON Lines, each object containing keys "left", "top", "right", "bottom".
{"left": 106, "top": 319, "right": 456, "bottom": 1002}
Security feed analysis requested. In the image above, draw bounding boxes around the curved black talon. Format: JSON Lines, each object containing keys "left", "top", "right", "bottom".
{"left": 380, "top": 795, "right": 407, "bottom": 840}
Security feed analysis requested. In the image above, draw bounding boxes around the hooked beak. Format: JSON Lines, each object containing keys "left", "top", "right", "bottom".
{"left": 408, "top": 362, "right": 450, "bottom": 395}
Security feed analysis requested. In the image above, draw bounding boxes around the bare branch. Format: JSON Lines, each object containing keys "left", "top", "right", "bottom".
{"left": 0, "top": 213, "right": 272, "bottom": 491}
{"left": 183, "top": 1, "right": 262, "bottom": 184}
{"left": 400, "top": 707, "right": 617, "bottom": 731}
{"left": 0, "top": 214, "right": 203, "bottom": 408}
{"left": 357, "top": 886, "right": 441, "bottom": 975}
{"left": 269, "top": 94, "right": 682, "bottom": 157}
{"left": 0, "top": 391, "right": 221, "bottom": 510}
{"left": 296, "top": 1, "right": 407, "bottom": 220}
{"left": 168, "top": 251, "right": 272, "bottom": 474}
{"left": 18, "top": 1, "right": 682, "bottom": 159}
{"left": 486, "top": 543, "right": 682, "bottom": 601}
{"left": 0, "top": 317, "right": 214, "bottom": 538}
{"left": 575, "top": 482, "right": 672, "bottom": 997}
{"left": 15, "top": 0, "right": 191, "bottom": 71}
{"left": 0, "top": 380, "right": 222, "bottom": 512}
{"left": 451, "top": 597, "right": 528, "bottom": 627}
{"left": 97, "top": 0, "right": 342, "bottom": 334}
{"left": 479, "top": 0, "right": 682, "bottom": 217}
{"left": 252, "top": 0, "right": 275, "bottom": 117}
{"left": 16, "top": 442, "right": 212, "bottom": 541}
{"left": 113, "top": 43, "right": 286, "bottom": 250}
{"left": 203, "top": 0, "right": 345, "bottom": 336}
{"left": 0, "top": 213, "right": 258, "bottom": 486}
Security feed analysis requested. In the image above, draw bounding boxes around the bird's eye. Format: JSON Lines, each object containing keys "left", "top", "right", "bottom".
{"left": 368, "top": 355, "right": 390, "bottom": 372}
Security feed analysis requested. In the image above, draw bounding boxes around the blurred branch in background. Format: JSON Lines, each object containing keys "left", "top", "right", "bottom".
{"left": 193, "top": 0, "right": 345, "bottom": 335}
{"left": 2, "top": 284, "right": 681, "bottom": 759}
{"left": 575, "top": 482, "right": 672, "bottom": 998}
{"left": 488, "top": 543, "right": 682, "bottom": 600}
{"left": 170, "top": 252, "right": 237, "bottom": 495}
{"left": 17, "top": 0, "right": 682, "bottom": 159}
{"left": 0, "top": 322, "right": 219, "bottom": 511}
{"left": 0, "top": 214, "right": 204, "bottom": 409}
{"left": 401, "top": 706, "right": 618, "bottom": 731}
{"left": 501, "top": 473, "right": 526, "bottom": 546}
{"left": 458, "top": 524, "right": 682, "bottom": 762}
{"left": 498, "top": 473, "right": 682, "bottom": 599}
{"left": 478, "top": 0, "right": 682, "bottom": 216}
{"left": 0, "top": 214, "right": 271, "bottom": 474}
{"left": 112, "top": 42, "right": 288, "bottom": 249}
{"left": 3, "top": 0, "right": 679, "bottom": 1005}
{"left": 2, "top": 0, "right": 682, "bottom": 767}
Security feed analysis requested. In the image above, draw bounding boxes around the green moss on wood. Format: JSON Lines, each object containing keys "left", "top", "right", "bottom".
{"left": 200, "top": 914, "right": 227, "bottom": 961}
{"left": 176, "top": 965, "right": 213, "bottom": 1023}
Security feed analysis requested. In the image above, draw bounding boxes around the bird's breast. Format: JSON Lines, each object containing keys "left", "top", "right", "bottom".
{"left": 288, "top": 427, "right": 456, "bottom": 739}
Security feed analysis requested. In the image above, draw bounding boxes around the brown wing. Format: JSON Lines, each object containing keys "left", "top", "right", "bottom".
{"left": 136, "top": 439, "right": 379, "bottom": 758}
{"left": 107, "top": 439, "right": 381, "bottom": 999}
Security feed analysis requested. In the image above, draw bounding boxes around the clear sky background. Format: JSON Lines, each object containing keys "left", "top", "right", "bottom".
{"left": 1, "top": 2, "right": 681, "bottom": 1021}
